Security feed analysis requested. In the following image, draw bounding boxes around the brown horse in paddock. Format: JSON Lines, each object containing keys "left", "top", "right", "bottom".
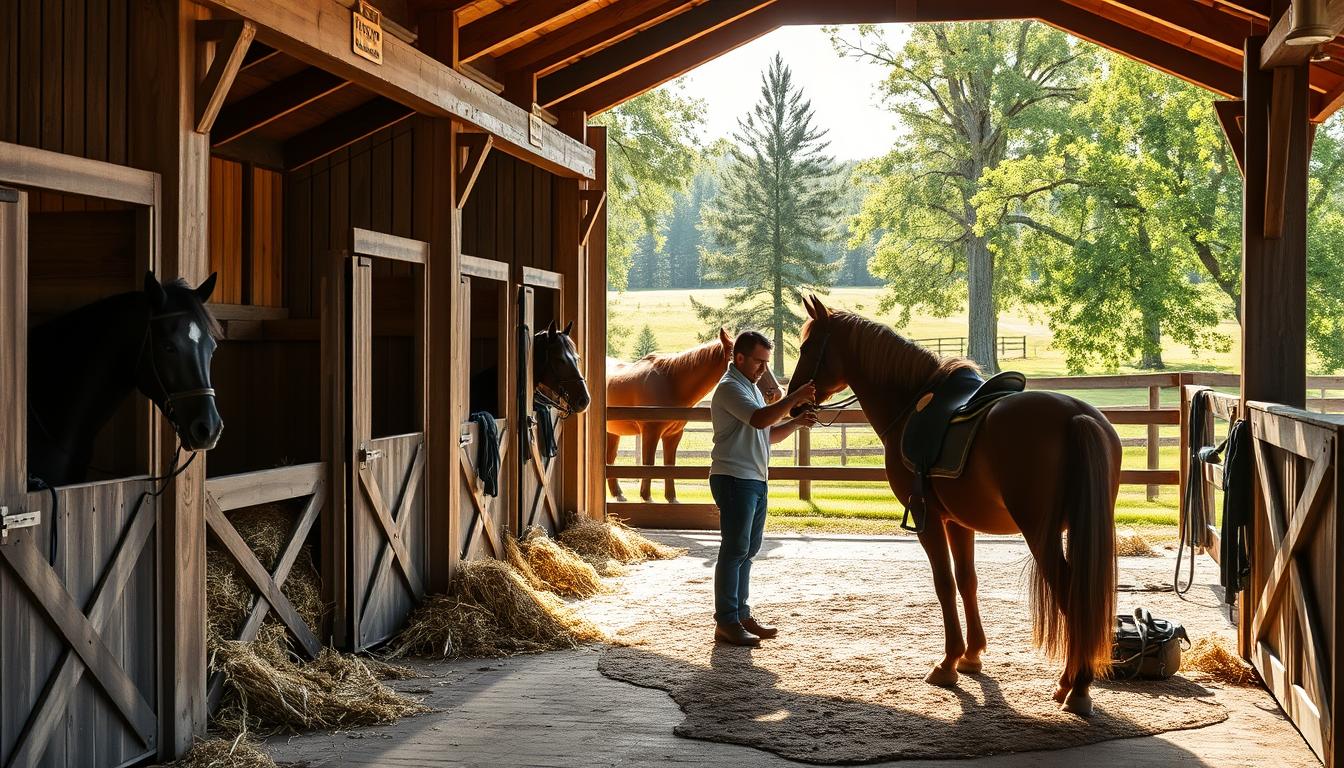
{"left": 606, "top": 329, "right": 781, "bottom": 502}
{"left": 786, "top": 295, "right": 1118, "bottom": 716}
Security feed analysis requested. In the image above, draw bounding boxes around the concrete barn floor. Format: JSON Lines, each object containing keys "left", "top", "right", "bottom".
{"left": 266, "top": 531, "right": 1322, "bottom": 768}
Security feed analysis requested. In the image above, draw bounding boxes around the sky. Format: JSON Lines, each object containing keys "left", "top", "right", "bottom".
{"left": 666, "top": 24, "right": 909, "bottom": 162}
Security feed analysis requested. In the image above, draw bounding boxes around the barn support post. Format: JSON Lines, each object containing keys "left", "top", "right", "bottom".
{"left": 585, "top": 126, "right": 609, "bottom": 521}
{"left": 426, "top": 118, "right": 462, "bottom": 590}
{"left": 1239, "top": 35, "right": 1310, "bottom": 658}
{"left": 555, "top": 111, "right": 587, "bottom": 519}
{"left": 130, "top": 0, "right": 212, "bottom": 757}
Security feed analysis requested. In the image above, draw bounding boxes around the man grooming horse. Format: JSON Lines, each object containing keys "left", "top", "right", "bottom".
{"left": 709, "top": 330, "right": 818, "bottom": 646}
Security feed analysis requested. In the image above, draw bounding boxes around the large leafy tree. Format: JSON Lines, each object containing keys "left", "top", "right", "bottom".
{"left": 834, "top": 22, "right": 1089, "bottom": 373}
{"left": 976, "top": 57, "right": 1235, "bottom": 371}
{"left": 693, "top": 54, "right": 840, "bottom": 374}
{"left": 594, "top": 86, "right": 704, "bottom": 290}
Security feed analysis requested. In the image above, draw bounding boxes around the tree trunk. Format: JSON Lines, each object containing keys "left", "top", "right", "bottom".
{"left": 966, "top": 235, "right": 999, "bottom": 374}
{"left": 1138, "top": 308, "right": 1165, "bottom": 369}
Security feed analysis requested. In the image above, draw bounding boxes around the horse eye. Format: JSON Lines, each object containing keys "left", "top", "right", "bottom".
{"left": 162, "top": 343, "right": 177, "bottom": 355}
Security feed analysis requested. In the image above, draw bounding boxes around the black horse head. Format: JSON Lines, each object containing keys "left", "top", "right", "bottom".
{"left": 139, "top": 272, "right": 224, "bottom": 451}
{"left": 27, "top": 272, "right": 223, "bottom": 487}
{"left": 534, "top": 320, "right": 590, "bottom": 414}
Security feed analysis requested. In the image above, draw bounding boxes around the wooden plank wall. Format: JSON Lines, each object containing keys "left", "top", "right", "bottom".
{"left": 209, "top": 158, "right": 244, "bottom": 304}
{"left": 0, "top": 0, "right": 133, "bottom": 209}
{"left": 461, "top": 151, "right": 555, "bottom": 270}
{"left": 208, "top": 159, "right": 284, "bottom": 307}
{"left": 251, "top": 167, "right": 284, "bottom": 307}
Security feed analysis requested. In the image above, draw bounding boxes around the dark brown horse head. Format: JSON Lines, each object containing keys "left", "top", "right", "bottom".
{"left": 787, "top": 295, "right": 849, "bottom": 416}
{"left": 140, "top": 272, "right": 224, "bottom": 451}
{"left": 535, "top": 320, "right": 590, "bottom": 414}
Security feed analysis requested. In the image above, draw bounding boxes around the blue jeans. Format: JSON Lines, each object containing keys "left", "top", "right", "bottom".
{"left": 710, "top": 474, "right": 768, "bottom": 624}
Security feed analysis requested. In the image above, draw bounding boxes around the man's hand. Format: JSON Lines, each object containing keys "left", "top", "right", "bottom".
{"left": 792, "top": 410, "right": 819, "bottom": 428}
{"left": 788, "top": 381, "right": 817, "bottom": 406}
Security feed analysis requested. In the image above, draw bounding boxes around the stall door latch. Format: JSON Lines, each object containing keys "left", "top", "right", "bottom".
{"left": 0, "top": 506, "right": 41, "bottom": 541}
{"left": 359, "top": 446, "right": 384, "bottom": 468}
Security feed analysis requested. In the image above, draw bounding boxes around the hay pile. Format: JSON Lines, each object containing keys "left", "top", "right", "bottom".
{"left": 170, "top": 734, "right": 277, "bottom": 768}
{"left": 509, "top": 528, "right": 606, "bottom": 598}
{"left": 1183, "top": 635, "right": 1257, "bottom": 686}
{"left": 558, "top": 516, "right": 686, "bottom": 567}
{"left": 1116, "top": 528, "right": 1159, "bottom": 557}
{"left": 207, "top": 502, "right": 424, "bottom": 737}
{"left": 388, "top": 558, "right": 605, "bottom": 660}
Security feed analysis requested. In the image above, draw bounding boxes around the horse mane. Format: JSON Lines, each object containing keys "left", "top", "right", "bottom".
{"left": 827, "top": 311, "right": 979, "bottom": 389}
{"left": 636, "top": 336, "right": 725, "bottom": 375}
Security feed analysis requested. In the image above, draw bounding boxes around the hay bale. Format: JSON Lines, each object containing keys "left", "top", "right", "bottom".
{"left": 558, "top": 516, "right": 685, "bottom": 566}
{"left": 170, "top": 734, "right": 277, "bottom": 768}
{"left": 457, "top": 559, "right": 606, "bottom": 649}
{"left": 502, "top": 533, "right": 547, "bottom": 592}
{"left": 1116, "top": 528, "right": 1158, "bottom": 557}
{"left": 1183, "top": 635, "right": 1257, "bottom": 686}
{"left": 211, "top": 644, "right": 428, "bottom": 735}
{"left": 518, "top": 528, "right": 606, "bottom": 598}
{"left": 386, "top": 559, "right": 606, "bottom": 660}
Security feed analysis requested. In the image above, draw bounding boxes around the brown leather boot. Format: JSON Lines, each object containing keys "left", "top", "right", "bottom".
{"left": 714, "top": 622, "right": 761, "bottom": 646}
{"left": 741, "top": 617, "right": 778, "bottom": 639}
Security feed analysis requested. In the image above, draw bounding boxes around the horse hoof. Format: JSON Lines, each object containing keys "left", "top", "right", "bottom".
{"left": 666, "top": 497, "right": 679, "bottom": 504}
{"left": 956, "top": 657, "right": 982, "bottom": 674}
{"left": 1061, "top": 691, "right": 1093, "bottom": 716}
{"left": 925, "top": 665, "right": 959, "bottom": 687}
{"left": 1052, "top": 685, "right": 1069, "bottom": 704}
{"left": 614, "top": 495, "right": 627, "bottom": 503}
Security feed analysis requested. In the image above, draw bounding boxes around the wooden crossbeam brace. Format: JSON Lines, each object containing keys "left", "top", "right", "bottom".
{"left": 459, "top": 0, "right": 596, "bottom": 63}
{"left": 205, "top": 497, "right": 323, "bottom": 658}
{"left": 459, "top": 452, "right": 504, "bottom": 558}
{"left": 358, "top": 464, "right": 427, "bottom": 598}
{"left": 4, "top": 494, "right": 158, "bottom": 766}
{"left": 579, "top": 188, "right": 606, "bottom": 247}
{"left": 1214, "top": 99, "right": 1247, "bottom": 177}
{"left": 195, "top": 19, "right": 257, "bottom": 134}
{"left": 361, "top": 443, "right": 427, "bottom": 643}
{"left": 527, "top": 424, "right": 562, "bottom": 530}
{"left": 0, "top": 541, "right": 158, "bottom": 750}
{"left": 456, "top": 133, "right": 494, "bottom": 209}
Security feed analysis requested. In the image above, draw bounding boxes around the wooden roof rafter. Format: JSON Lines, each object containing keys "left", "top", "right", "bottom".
{"left": 458, "top": 0, "right": 601, "bottom": 63}
{"left": 495, "top": 0, "right": 701, "bottom": 77}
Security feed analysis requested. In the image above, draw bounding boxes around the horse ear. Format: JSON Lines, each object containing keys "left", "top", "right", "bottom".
{"left": 195, "top": 272, "right": 218, "bottom": 303}
{"left": 562, "top": 320, "right": 573, "bottom": 336}
{"left": 803, "top": 295, "right": 816, "bottom": 319}
{"left": 144, "top": 271, "right": 167, "bottom": 310}
{"left": 547, "top": 320, "right": 557, "bottom": 338}
{"left": 809, "top": 294, "right": 830, "bottom": 320}
{"left": 719, "top": 327, "right": 731, "bottom": 345}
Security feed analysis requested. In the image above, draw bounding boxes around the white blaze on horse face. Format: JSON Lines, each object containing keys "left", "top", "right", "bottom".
{"left": 187, "top": 321, "right": 202, "bottom": 345}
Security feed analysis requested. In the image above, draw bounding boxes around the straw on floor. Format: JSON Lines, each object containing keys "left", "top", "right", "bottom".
{"left": 558, "top": 515, "right": 686, "bottom": 567}
{"left": 169, "top": 733, "right": 277, "bottom": 768}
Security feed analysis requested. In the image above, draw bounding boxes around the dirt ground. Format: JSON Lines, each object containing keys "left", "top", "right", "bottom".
{"left": 264, "top": 531, "right": 1322, "bottom": 768}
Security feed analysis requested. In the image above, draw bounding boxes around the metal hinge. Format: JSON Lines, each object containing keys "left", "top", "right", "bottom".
{"left": 359, "top": 446, "right": 384, "bottom": 468}
{"left": 0, "top": 505, "right": 42, "bottom": 540}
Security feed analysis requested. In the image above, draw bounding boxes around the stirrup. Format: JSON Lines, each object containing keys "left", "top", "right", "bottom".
{"left": 901, "top": 502, "right": 926, "bottom": 533}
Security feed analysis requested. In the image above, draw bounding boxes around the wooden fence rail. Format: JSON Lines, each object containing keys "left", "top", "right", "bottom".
{"left": 606, "top": 371, "right": 1344, "bottom": 527}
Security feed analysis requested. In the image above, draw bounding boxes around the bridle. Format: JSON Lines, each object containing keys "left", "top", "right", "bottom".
{"left": 795, "top": 326, "right": 940, "bottom": 438}
{"left": 139, "top": 309, "right": 217, "bottom": 431}
{"left": 533, "top": 334, "right": 585, "bottom": 419}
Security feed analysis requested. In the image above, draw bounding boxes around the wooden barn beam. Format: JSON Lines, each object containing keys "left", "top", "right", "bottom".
{"left": 195, "top": 19, "right": 256, "bottom": 133}
{"left": 459, "top": 0, "right": 596, "bottom": 63}
{"left": 201, "top": 0, "right": 595, "bottom": 178}
{"left": 211, "top": 69, "right": 352, "bottom": 145}
{"left": 537, "top": 0, "right": 778, "bottom": 107}
{"left": 1037, "top": 2, "right": 1243, "bottom": 97}
{"left": 584, "top": 126, "right": 609, "bottom": 521}
{"left": 1262, "top": 0, "right": 1344, "bottom": 68}
{"left": 579, "top": 188, "right": 606, "bottom": 247}
{"left": 561, "top": 5, "right": 785, "bottom": 114}
{"left": 1067, "top": 0, "right": 1266, "bottom": 51}
{"left": 282, "top": 97, "right": 417, "bottom": 170}
{"left": 1214, "top": 99, "right": 1248, "bottom": 176}
{"left": 1265, "top": 66, "right": 1297, "bottom": 236}
{"left": 455, "top": 132, "right": 493, "bottom": 208}
{"left": 239, "top": 41, "right": 281, "bottom": 70}
{"left": 496, "top": 0, "right": 695, "bottom": 76}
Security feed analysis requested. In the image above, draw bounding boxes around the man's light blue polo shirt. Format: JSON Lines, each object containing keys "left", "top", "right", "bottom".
{"left": 710, "top": 363, "right": 769, "bottom": 482}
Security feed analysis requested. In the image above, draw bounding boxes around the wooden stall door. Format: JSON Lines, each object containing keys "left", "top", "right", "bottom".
{"left": 456, "top": 271, "right": 512, "bottom": 561}
{"left": 0, "top": 188, "right": 161, "bottom": 768}
{"left": 517, "top": 278, "right": 565, "bottom": 537}
{"left": 330, "top": 229, "right": 428, "bottom": 652}
{"left": 1246, "top": 404, "right": 1342, "bottom": 767}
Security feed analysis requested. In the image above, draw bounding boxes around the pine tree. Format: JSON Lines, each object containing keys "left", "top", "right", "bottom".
{"left": 693, "top": 54, "right": 840, "bottom": 374}
{"left": 633, "top": 325, "right": 659, "bottom": 359}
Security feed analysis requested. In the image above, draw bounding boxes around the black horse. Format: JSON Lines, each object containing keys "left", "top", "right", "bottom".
{"left": 469, "top": 321, "right": 591, "bottom": 416}
{"left": 27, "top": 272, "right": 224, "bottom": 488}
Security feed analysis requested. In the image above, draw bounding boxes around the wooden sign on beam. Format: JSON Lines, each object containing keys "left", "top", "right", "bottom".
{"left": 353, "top": 1, "right": 384, "bottom": 64}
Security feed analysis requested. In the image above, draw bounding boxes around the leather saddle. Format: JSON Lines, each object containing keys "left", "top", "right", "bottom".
{"left": 898, "top": 368, "right": 1027, "bottom": 532}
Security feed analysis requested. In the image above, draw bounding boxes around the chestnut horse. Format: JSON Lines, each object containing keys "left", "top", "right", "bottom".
{"left": 786, "top": 295, "right": 1118, "bottom": 716}
{"left": 606, "top": 328, "right": 781, "bottom": 502}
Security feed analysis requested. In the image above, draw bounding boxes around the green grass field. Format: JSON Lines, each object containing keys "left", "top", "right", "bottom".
{"left": 607, "top": 287, "right": 1231, "bottom": 535}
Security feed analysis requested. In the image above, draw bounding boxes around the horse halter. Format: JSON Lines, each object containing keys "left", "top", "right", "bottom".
{"left": 140, "top": 309, "right": 217, "bottom": 427}
{"left": 797, "top": 329, "right": 858, "bottom": 420}
{"left": 534, "top": 336, "right": 584, "bottom": 419}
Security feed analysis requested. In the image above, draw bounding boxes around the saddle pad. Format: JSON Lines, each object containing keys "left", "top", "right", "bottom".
{"left": 900, "top": 397, "right": 1009, "bottom": 478}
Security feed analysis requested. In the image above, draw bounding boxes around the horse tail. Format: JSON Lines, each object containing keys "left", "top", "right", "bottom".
{"left": 1030, "top": 414, "right": 1117, "bottom": 682}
